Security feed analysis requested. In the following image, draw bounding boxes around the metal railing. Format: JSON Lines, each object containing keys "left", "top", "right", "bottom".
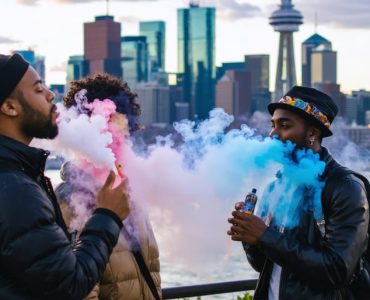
{"left": 162, "top": 279, "right": 258, "bottom": 299}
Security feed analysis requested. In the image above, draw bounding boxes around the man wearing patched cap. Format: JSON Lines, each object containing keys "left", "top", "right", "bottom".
{"left": 0, "top": 53, "right": 131, "bottom": 299}
{"left": 228, "top": 86, "right": 370, "bottom": 299}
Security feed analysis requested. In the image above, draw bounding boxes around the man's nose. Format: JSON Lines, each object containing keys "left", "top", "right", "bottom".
{"left": 269, "top": 128, "right": 277, "bottom": 138}
{"left": 46, "top": 89, "right": 55, "bottom": 103}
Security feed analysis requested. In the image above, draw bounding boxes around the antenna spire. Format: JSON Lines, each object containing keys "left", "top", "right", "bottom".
{"left": 106, "top": 0, "right": 110, "bottom": 15}
{"left": 314, "top": 11, "right": 318, "bottom": 33}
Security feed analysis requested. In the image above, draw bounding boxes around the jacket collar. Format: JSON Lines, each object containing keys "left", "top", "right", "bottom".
{"left": 319, "top": 147, "right": 335, "bottom": 179}
{"left": 0, "top": 134, "right": 49, "bottom": 177}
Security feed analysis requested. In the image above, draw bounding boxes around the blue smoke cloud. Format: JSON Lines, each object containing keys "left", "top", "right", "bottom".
{"left": 172, "top": 108, "right": 326, "bottom": 229}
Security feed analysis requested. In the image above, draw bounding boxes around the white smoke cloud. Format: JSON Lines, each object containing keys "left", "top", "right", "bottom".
{"left": 42, "top": 105, "right": 370, "bottom": 275}
{"left": 119, "top": 108, "right": 325, "bottom": 267}
{"left": 34, "top": 102, "right": 116, "bottom": 169}
{"left": 323, "top": 118, "right": 370, "bottom": 174}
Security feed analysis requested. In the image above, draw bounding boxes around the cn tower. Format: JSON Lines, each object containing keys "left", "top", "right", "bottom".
{"left": 270, "top": 0, "right": 303, "bottom": 98}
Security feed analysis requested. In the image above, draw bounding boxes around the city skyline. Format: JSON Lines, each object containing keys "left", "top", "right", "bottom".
{"left": 0, "top": 0, "right": 369, "bottom": 94}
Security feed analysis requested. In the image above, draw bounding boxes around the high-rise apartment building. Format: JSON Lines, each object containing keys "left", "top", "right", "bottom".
{"left": 216, "top": 70, "right": 252, "bottom": 117}
{"left": 301, "top": 33, "right": 332, "bottom": 87}
{"left": 244, "top": 55, "right": 271, "bottom": 112}
{"left": 136, "top": 83, "right": 170, "bottom": 125}
{"left": 178, "top": 3, "right": 216, "bottom": 119}
{"left": 346, "top": 90, "right": 370, "bottom": 125}
{"left": 84, "top": 15, "right": 122, "bottom": 78}
{"left": 216, "top": 62, "right": 245, "bottom": 81}
{"left": 314, "top": 82, "right": 345, "bottom": 117}
{"left": 311, "top": 45, "right": 337, "bottom": 85}
{"left": 67, "top": 55, "right": 88, "bottom": 82}
{"left": 121, "top": 36, "right": 148, "bottom": 89}
{"left": 139, "top": 21, "right": 166, "bottom": 79}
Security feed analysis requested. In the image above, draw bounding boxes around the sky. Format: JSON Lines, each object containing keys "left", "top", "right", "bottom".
{"left": 0, "top": 0, "right": 369, "bottom": 94}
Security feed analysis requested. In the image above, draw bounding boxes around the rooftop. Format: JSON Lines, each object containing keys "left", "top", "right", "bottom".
{"left": 303, "top": 33, "right": 330, "bottom": 44}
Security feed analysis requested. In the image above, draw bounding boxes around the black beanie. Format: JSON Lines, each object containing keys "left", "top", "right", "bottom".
{"left": 0, "top": 53, "right": 30, "bottom": 104}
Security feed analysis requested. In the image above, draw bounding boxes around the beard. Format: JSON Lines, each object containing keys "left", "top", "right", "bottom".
{"left": 18, "top": 96, "right": 58, "bottom": 139}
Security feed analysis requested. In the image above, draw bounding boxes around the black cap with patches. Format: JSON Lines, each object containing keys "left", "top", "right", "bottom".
{"left": 0, "top": 53, "right": 30, "bottom": 104}
{"left": 268, "top": 86, "right": 338, "bottom": 137}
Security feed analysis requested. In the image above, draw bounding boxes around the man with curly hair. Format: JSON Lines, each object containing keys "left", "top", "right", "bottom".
{"left": 58, "top": 73, "right": 161, "bottom": 300}
{"left": 64, "top": 73, "right": 141, "bottom": 133}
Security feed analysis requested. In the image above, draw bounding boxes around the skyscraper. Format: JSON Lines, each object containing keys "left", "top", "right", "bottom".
{"left": 67, "top": 55, "right": 88, "bottom": 82}
{"left": 139, "top": 21, "right": 166, "bottom": 78}
{"left": 244, "top": 55, "right": 271, "bottom": 112}
{"left": 269, "top": 0, "right": 303, "bottom": 98}
{"left": 121, "top": 36, "right": 148, "bottom": 89}
{"left": 301, "top": 33, "right": 332, "bottom": 87}
{"left": 311, "top": 45, "right": 337, "bottom": 85}
{"left": 178, "top": 3, "right": 216, "bottom": 119}
{"left": 314, "top": 82, "right": 345, "bottom": 117}
{"left": 346, "top": 90, "right": 370, "bottom": 125}
{"left": 216, "top": 62, "right": 245, "bottom": 81}
{"left": 216, "top": 70, "right": 252, "bottom": 117}
{"left": 84, "top": 15, "right": 122, "bottom": 78}
{"left": 136, "top": 83, "right": 170, "bottom": 126}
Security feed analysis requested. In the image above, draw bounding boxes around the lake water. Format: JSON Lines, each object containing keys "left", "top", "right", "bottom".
{"left": 45, "top": 169, "right": 258, "bottom": 299}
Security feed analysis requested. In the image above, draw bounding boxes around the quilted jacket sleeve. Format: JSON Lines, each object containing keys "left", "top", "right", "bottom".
{"left": 0, "top": 173, "right": 121, "bottom": 300}
{"left": 257, "top": 175, "right": 369, "bottom": 288}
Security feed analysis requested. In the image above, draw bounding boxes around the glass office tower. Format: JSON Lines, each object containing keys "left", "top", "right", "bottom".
{"left": 178, "top": 4, "right": 215, "bottom": 119}
{"left": 121, "top": 36, "right": 148, "bottom": 89}
{"left": 139, "top": 21, "right": 166, "bottom": 75}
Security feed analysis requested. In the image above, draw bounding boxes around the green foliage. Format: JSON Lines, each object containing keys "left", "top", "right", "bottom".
{"left": 237, "top": 291, "right": 253, "bottom": 300}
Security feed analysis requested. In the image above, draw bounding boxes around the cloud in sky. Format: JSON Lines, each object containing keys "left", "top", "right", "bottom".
{"left": 50, "top": 62, "right": 67, "bottom": 72}
{"left": 14, "top": 0, "right": 370, "bottom": 28}
{"left": 0, "top": 36, "right": 20, "bottom": 44}
{"left": 18, "top": 0, "right": 261, "bottom": 20}
{"left": 56, "top": 0, "right": 161, "bottom": 3}
{"left": 203, "top": 0, "right": 261, "bottom": 20}
{"left": 296, "top": 0, "right": 370, "bottom": 29}
{"left": 117, "top": 15, "right": 141, "bottom": 24}
{"left": 16, "top": 0, "right": 161, "bottom": 5}
{"left": 16, "top": 0, "right": 37, "bottom": 5}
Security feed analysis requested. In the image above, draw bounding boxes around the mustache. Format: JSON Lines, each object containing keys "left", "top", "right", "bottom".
{"left": 50, "top": 104, "right": 57, "bottom": 114}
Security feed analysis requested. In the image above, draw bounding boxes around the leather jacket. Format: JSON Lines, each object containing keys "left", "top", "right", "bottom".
{"left": 245, "top": 147, "right": 369, "bottom": 299}
{"left": 0, "top": 135, "right": 122, "bottom": 300}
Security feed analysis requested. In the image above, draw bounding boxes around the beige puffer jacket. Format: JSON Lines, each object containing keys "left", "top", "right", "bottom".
{"left": 86, "top": 215, "right": 161, "bottom": 300}
{"left": 59, "top": 200, "right": 161, "bottom": 300}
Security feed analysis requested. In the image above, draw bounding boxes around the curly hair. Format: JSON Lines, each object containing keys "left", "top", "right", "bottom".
{"left": 64, "top": 73, "right": 141, "bottom": 132}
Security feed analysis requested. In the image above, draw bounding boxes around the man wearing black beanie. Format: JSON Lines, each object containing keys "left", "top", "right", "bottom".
{"left": 0, "top": 53, "right": 131, "bottom": 299}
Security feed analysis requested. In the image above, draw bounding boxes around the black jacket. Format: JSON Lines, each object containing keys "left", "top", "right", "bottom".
{"left": 0, "top": 135, "right": 122, "bottom": 300}
{"left": 246, "top": 147, "right": 369, "bottom": 299}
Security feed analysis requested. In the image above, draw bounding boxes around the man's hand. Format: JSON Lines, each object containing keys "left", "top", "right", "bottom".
{"left": 234, "top": 201, "right": 245, "bottom": 211}
{"left": 96, "top": 171, "right": 130, "bottom": 221}
{"left": 227, "top": 211, "right": 267, "bottom": 245}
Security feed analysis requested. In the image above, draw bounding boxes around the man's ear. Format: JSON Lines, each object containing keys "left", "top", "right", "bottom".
{"left": 308, "top": 126, "right": 322, "bottom": 140}
{"left": 0, "top": 98, "right": 19, "bottom": 117}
